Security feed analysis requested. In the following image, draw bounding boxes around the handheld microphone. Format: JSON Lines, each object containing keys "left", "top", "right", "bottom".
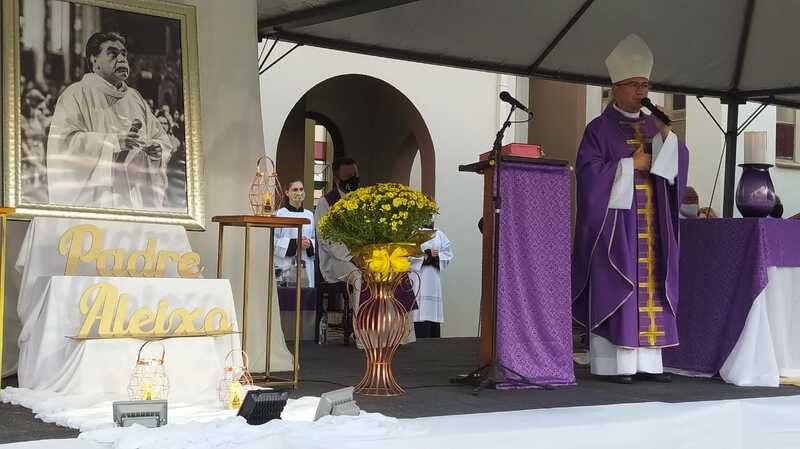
{"left": 499, "top": 91, "right": 531, "bottom": 114}
{"left": 640, "top": 98, "right": 672, "bottom": 126}
{"left": 129, "top": 118, "right": 143, "bottom": 133}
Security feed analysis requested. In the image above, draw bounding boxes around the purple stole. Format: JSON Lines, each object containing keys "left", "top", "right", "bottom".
{"left": 324, "top": 188, "right": 341, "bottom": 209}
{"left": 630, "top": 124, "right": 670, "bottom": 347}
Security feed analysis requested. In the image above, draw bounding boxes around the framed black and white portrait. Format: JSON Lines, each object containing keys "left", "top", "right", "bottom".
{"left": 2, "top": 0, "right": 204, "bottom": 229}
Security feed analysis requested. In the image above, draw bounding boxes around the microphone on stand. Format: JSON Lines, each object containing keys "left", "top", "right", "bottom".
{"left": 499, "top": 91, "right": 532, "bottom": 115}
{"left": 640, "top": 98, "right": 672, "bottom": 126}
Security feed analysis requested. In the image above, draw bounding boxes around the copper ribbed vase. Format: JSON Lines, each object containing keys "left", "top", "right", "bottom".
{"left": 353, "top": 269, "right": 410, "bottom": 396}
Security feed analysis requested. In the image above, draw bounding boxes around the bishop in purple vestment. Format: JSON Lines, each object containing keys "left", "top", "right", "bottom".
{"left": 572, "top": 35, "right": 689, "bottom": 383}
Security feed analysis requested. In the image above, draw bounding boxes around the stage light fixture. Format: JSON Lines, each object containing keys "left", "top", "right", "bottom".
{"left": 112, "top": 400, "right": 168, "bottom": 428}
{"left": 237, "top": 389, "right": 290, "bottom": 425}
{"left": 313, "top": 386, "right": 360, "bottom": 421}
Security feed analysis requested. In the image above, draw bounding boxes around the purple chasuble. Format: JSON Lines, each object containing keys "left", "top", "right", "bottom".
{"left": 572, "top": 104, "right": 689, "bottom": 348}
{"left": 324, "top": 187, "right": 417, "bottom": 311}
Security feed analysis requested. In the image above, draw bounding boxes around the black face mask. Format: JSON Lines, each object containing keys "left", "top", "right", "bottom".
{"left": 339, "top": 176, "right": 359, "bottom": 193}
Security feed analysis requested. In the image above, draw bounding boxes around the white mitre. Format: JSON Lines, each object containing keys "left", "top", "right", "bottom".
{"left": 605, "top": 34, "right": 653, "bottom": 83}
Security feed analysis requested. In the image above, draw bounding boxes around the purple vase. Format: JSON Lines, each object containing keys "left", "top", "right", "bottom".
{"left": 735, "top": 163, "right": 776, "bottom": 218}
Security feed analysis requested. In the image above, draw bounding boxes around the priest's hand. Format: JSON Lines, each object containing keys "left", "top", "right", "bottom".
{"left": 431, "top": 249, "right": 439, "bottom": 257}
{"left": 142, "top": 144, "right": 163, "bottom": 160}
{"left": 118, "top": 132, "right": 143, "bottom": 151}
{"left": 633, "top": 147, "right": 651, "bottom": 171}
{"left": 301, "top": 237, "right": 311, "bottom": 250}
{"left": 654, "top": 104, "right": 672, "bottom": 140}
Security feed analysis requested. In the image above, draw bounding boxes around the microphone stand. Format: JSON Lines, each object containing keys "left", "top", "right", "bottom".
{"left": 454, "top": 105, "right": 552, "bottom": 395}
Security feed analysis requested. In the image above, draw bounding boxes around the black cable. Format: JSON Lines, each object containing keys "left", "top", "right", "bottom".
{"left": 697, "top": 97, "right": 725, "bottom": 134}
{"left": 259, "top": 43, "right": 302, "bottom": 75}
{"left": 737, "top": 103, "right": 769, "bottom": 136}
{"left": 509, "top": 113, "right": 535, "bottom": 125}
{"left": 707, "top": 140, "right": 727, "bottom": 216}
{"left": 256, "top": 38, "right": 269, "bottom": 69}
{"left": 258, "top": 38, "right": 279, "bottom": 72}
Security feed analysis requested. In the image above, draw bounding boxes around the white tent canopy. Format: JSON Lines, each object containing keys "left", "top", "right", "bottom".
{"left": 257, "top": 0, "right": 800, "bottom": 215}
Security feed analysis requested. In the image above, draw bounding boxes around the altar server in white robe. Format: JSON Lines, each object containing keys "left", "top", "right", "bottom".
{"left": 46, "top": 31, "right": 173, "bottom": 210}
{"left": 274, "top": 180, "right": 316, "bottom": 287}
{"left": 411, "top": 225, "right": 453, "bottom": 338}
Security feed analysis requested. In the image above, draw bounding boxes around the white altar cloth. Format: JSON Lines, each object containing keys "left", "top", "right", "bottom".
{"left": 17, "top": 276, "right": 240, "bottom": 401}
{"left": 668, "top": 267, "right": 800, "bottom": 387}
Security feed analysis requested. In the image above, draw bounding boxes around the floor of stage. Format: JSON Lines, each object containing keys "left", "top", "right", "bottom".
{"left": 2, "top": 337, "right": 800, "bottom": 444}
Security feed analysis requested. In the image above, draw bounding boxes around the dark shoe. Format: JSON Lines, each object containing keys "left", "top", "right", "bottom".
{"left": 597, "top": 375, "right": 633, "bottom": 384}
{"left": 637, "top": 372, "right": 672, "bottom": 383}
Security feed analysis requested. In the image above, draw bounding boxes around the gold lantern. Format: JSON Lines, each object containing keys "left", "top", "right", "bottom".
{"left": 128, "top": 341, "right": 170, "bottom": 401}
{"left": 249, "top": 156, "right": 283, "bottom": 216}
{"left": 218, "top": 350, "right": 255, "bottom": 409}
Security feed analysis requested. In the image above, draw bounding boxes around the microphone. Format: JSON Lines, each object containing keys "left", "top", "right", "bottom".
{"left": 640, "top": 98, "right": 672, "bottom": 126}
{"left": 116, "top": 119, "right": 144, "bottom": 163}
{"left": 129, "top": 118, "right": 143, "bottom": 133}
{"left": 499, "top": 91, "right": 531, "bottom": 114}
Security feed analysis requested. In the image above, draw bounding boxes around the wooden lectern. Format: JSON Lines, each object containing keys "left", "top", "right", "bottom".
{"left": 459, "top": 154, "right": 575, "bottom": 388}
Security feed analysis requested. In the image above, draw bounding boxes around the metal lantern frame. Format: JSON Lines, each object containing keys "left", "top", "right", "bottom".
{"left": 218, "top": 350, "right": 256, "bottom": 409}
{"left": 128, "top": 340, "right": 170, "bottom": 401}
{"left": 249, "top": 156, "right": 283, "bottom": 217}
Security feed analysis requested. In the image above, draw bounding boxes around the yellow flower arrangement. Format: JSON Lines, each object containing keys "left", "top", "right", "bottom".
{"left": 317, "top": 183, "right": 439, "bottom": 253}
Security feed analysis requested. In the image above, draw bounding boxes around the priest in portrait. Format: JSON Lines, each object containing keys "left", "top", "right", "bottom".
{"left": 572, "top": 34, "right": 689, "bottom": 384}
{"left": 46, "top": 31, "right": 174, "bottom": 210}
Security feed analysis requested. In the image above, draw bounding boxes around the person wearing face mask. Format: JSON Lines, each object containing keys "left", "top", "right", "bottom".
{"left": 314, "top": 157, "right": 361, "bottom": 290}
{"left": 680, "top": 186, "right": 700, "bottom": 219}
{"left": 274, "top": 180, "right": 316, "bottom": 287}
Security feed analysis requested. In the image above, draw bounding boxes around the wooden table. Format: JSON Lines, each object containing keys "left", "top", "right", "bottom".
{"left": 212, "top": 215, "right": 309, "bottom": 388}
{"left": 0, "top": 207, "right": 15, "bottom": 388}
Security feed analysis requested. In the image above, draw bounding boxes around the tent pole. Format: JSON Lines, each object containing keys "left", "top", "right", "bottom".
{"left": 722, "top": 96, "right": 744, "bottom": 218}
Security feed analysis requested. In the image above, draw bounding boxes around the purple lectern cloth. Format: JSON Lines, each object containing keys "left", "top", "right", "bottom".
{"left": 495, "top": 162, "right": 575, "bottom": 388}
{"left": 663, "top": 218, "right": 800, "bottom": 374}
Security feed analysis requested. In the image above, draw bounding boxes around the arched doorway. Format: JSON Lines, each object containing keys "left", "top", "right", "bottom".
{"left": 275, "top": 74, "right": 435, "bottom": 208}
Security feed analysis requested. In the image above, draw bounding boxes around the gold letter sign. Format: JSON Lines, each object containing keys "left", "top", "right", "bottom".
{"left": 58, "top": 224, "right": 202, "bottom": 278}
{"left": 78, "top": 282, "right": 232, "bottom": 338}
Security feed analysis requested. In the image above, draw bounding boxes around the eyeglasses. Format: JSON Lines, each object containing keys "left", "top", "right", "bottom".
{"left": 615, "top": 81, "right": 650, "bottom": 90}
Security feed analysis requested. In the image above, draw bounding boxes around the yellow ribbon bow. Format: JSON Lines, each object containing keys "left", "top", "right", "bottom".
{"left": 368, "top": 247, "right": 411, "bottom": 276}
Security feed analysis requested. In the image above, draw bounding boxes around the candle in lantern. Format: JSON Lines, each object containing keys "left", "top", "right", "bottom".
{"left": 228, "top": 381, "right": 243, "bottom": 409}
{"left": 141, "top": 383, "right": 153, "bottom": 401}
{"left": 262, "top": 191, "right": 273, "bottom": 214}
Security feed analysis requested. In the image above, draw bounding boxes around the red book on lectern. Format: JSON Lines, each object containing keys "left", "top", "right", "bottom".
{"left": 479, "top": 143, "right": 543, "bottom": 161}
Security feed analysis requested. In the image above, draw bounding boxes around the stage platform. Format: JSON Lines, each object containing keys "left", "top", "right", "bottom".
{"left": 2, "top": 337, "right": 799, "bottom": 444}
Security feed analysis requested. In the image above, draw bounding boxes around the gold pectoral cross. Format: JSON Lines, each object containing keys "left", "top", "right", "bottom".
{"left": 624, "top": 122, "right": 651, "bottom": 155}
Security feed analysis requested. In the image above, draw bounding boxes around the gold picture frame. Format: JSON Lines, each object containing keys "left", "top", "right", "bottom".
{"left": 2, "top": 0, "right": 205, "bottom": 229}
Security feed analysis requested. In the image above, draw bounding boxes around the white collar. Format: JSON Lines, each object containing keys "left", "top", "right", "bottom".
{"left": 613, "top": 103, "right": 641, "bottom": 119}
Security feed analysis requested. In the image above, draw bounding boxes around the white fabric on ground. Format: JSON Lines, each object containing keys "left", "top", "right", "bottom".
{"left": 719, "top": 267, "right": 800, "bottom": 386}
{"left": 0, "top": 387, "right": 319, "bottom": 433}
{"left": 590, "top": 334, "right": 662, "bottom": 376}
{"left": 5, "top": 395, "right": 800, "bottom": 449}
